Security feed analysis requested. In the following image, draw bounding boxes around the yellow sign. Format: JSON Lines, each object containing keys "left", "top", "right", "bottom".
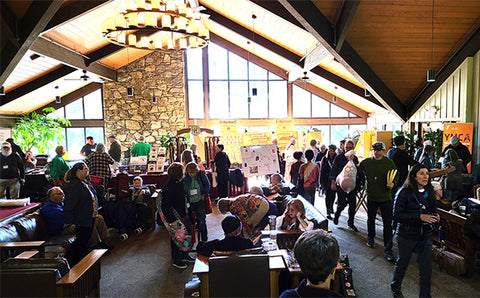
{"left": 219, "top": 120, "right": 238, "bottom": 135}
{"left": 275, "top": 120, "right": 293, "bottom": 133}
{"left": 275, "top": 131, "right": 298, "bottom": 152}
{"left": 307, "top": 131, "right": 322, "bottom": 147}
{"left": 243, "top": 132, "right": 270, "bottom": 146}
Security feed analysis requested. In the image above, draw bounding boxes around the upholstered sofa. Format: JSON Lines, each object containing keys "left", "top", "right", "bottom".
{"left": 0, "top": 209, "right": 74, "bottom": 261}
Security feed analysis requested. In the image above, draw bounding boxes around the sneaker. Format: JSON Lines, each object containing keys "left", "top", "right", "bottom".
{"left": 326, "top": 214, "right": 333, "bottom": 220}
{"left": 366, "top": 238, "right": 375, "bottom": 248}
{"left": 385, "top": 250, "right": 395, "bottom": 262}
{"left": 347, "top": 224, "right": 358, "bottom": 232}
{"left": 333, "top": 216, "right": 339, "bottom": 225}
{"left": 181, "top": 254, "right": 196, "bottom": 263}
{"left": 173, "top": 260, "right": 187, "bottom": 269}
{"left": 391, "top": 287, "right": 404, "bottom": 298}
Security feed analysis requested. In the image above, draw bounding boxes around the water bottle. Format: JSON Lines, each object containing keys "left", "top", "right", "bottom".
{"left": 268, "top": 215, "right": 277, "bottom": 243}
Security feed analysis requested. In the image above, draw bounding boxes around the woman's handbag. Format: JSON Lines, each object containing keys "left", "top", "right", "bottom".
{"left": 156, "top": 191, "right": 193, "bottom": 251}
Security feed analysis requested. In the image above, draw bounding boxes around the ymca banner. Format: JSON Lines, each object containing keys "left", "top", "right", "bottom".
{"left": 443, "top": 123, "right": 473, "bottom": 152}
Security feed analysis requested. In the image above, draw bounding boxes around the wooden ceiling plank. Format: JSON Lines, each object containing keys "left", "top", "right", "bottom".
{"left": 407, "top": 23, "right": 480, "bottom": 118}
{"left": 30, "top": 37, "right": 116, "bottom": 81}
{"left": 335, "top": 0, "right": 361, "bottom": 52}
{"left": 205, "top": 7, "right": 378, "bottom": 107}
{"left": 0, "top": 0, "right": 63, "bottom": 87}
{"left": 84, "top": 43, "right": 124, "bottom": 67}
{"left": 44, "top": 0, "right": 112, "bottom": 32}
{"left": 278, "top": 0, "right": 406, "bottom": 121}
{"left": 0, "top": 65, "right": 76, "bottom": 106}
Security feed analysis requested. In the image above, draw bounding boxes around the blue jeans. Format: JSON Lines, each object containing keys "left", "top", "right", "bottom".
{"left": 190, "top": 200, "right": 208, "bottom": 242}
{"left": 391, "top": 235, "right": 433, "bottom": 298}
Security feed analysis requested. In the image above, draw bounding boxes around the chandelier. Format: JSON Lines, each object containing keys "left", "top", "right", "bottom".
{"left": 102, "top": 0, "right": 209, "bottom": 51}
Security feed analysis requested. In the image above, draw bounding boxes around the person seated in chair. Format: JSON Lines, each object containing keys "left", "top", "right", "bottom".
{"left": 41, "top": 186, "right": 113, "bottom": 250}
{"left": 218, "top": 194, "right": 269, "bottom": 239}
{"left": 276, "top": 198, "right": 313, "bottom": 231}
{"left": 197, "top": 215, "right": 253, "bottom": 257}
{"left": 280, "top": 230, "right": 342, "bottom": 297}
{"left": 263, "top": 173, "right": 284, "bottom": 196}
{"left": 249, "top": 186, "right": 278, "bottom": 230}
{"left": 130, "top": 176, "right": 151, "bottom": 232}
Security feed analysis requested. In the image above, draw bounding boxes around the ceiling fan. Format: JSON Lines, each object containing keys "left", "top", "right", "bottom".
{"left": 300, "top": 71, "right": 310, "bottom": 83}
{"left": 64, "top": 70, "right": 104, "bottom": 83}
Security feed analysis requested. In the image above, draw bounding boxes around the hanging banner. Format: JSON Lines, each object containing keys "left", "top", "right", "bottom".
{"left": 219, "top": 120, "right": 238, "bottom": 135}
{"left": 443, "top": 123, "right": 473, "bottom": 172}
{"left": 275, "top": 120, "right": 293, "bottom": 133}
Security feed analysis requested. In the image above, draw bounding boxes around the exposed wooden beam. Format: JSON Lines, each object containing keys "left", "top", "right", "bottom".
{"left": 44, "top": 0, "right": 112, "bottom": 32}
{"left": 0, "top": 1, "right": 20, "bottom": 49}
{"left": 0, "top": 0, "right": 63, "bottom": 86}
{"left": 84, "top": 43, "right": 124, "bottom": 67}
{"left": 249, "top": 0, "right": 304, "bottom": 29}
{"left": 407, "top": 24, "right": 480, "bottom": 119}
{"left": 31, "top": 37, "right": 116, "bottom": 81}
{"left": 35, "top": 83, "right": 102, "bottom": 114}
{"left": 0, "top": 65, "right": 76, "bottom": 106}
{"left": 278, "top": 0, "right": 406, "bottom": 121}
{"left": 204, "top": 7, "right": 379, "bottom": 107}
{"left": 334, "top": 0, "right": 360, "bottom": 52}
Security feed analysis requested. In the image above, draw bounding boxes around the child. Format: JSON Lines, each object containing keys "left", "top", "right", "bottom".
{"left": 183, "top": 162, "right": 210, "bottom": 241}
{"left": 131, "top": 176, "right": 151, "bottom": 233}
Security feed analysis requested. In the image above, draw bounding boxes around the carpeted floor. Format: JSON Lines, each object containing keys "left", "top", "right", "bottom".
{"left": 99, "top": 194, "right": 480, "bottom": 297}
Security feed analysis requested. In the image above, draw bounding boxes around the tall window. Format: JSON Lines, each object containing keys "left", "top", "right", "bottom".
{"left": 47, "top": 88, "right": 104, "bottom": 160}
{"left": 292, "top": 84, "right": 354, "bottom": 118}
{"left": 186, "top": 42, "right": 287, "bottom": 119}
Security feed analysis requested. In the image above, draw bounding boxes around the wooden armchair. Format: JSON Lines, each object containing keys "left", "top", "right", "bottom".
{"left": 1, "top": 249, "right": 107, "bottom": 297}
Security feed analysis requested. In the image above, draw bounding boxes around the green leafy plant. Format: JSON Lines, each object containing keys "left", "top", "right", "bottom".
{"left": 423, "top": 129, "right": 443, "bottom": 163}
{"left": 12, "top": 107, "right": 70, "bottom": 153}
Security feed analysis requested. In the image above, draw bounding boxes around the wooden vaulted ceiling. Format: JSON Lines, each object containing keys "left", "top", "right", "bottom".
{"left": 1, "top": 0, "right": 479, "bottom": 122}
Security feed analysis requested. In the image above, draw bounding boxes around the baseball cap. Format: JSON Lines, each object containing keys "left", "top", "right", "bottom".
{"left": 221, "top": 215, "right": 241, "bottom": 234}
{"left": 108, "top": 135, "right": 116, "bottom": 139}
{"left": 372, "top": 141, "right": 385, "bottom": 151}
{"left": 450, "top": 136, "right": 459, "bottom": 145}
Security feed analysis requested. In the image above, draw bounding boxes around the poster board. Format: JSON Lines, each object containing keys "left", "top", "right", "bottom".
{"left": 307, "top": 131, "right": 322, "bottom": 148}
{"left": 240, "top": 144, "right": 280, "bottom": 177}
{"left": 0, "top": 128, "right": 12, "bottom": 143}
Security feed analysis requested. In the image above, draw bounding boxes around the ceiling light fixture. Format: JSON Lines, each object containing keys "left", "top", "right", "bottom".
{"left": 55, "top": 86, "right": 61, "bottom": 104}
{"left": 427, "top": 0, "right": 435, "bottom": 82}
{"left": 102, "top": 0, "right": 209, "bottom": 51}
{"left": 251, "top": 14, "right": 257, "bottom": 96}
{"left": 300, "top": 71, "right": 310, "bottom": 83}
{"left": 332, "top": 86, "right": 338, "bottom": 103}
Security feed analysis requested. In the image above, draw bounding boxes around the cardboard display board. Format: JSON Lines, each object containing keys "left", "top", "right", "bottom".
{"left": 147, "top": 146, "right": 166, "bottom": 172}
{"left": 240, "top": 144, "right": 280, "bottom": 177}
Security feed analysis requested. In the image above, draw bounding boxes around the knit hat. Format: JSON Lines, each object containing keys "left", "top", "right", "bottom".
{"left": 2, "top": 142, "right": 11, "bottom": 148}
{"left": 450, "top": 136, "right": 459, "bottom": 145}
{"left": 372, "top": 141, "right": 385, "bottom": 151}
{"left": 221, "top": 215, "right": 241, "bottom": 234}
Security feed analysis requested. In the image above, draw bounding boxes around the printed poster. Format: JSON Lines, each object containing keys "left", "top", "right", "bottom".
{"left": 240, "top": 144, "right": 280, "bottom": 177}
{"left": 443, "top": 123, "right": 473, "bottom": 172}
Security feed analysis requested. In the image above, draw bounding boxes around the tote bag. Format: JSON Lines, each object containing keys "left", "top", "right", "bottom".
{"left": 156, "top": 190, "right": 193, "bottom": 251}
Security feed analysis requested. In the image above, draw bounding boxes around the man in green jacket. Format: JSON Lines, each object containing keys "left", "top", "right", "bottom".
{"left": 358, "top": 141, "right": 398, "bottom": 262}
{"left": 130, "top": 135, "right": 152, "bottom": 157}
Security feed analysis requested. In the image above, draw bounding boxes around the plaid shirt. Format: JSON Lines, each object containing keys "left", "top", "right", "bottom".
{"left": 86, "top": 152, "right": 114, "bottom": 180}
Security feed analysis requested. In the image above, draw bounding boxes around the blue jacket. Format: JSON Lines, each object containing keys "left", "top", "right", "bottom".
{"left": 183, "top": 170, "right": 210, "bottom": 197}
{"left": 64, "top": 177, "right": 98, "bottom": 227}
{"left": 41, "top": 200, "right": 65, "bottom": 235}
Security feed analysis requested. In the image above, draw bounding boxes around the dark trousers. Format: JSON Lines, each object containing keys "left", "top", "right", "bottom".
{"left": 334, "top": 187, "right": 357, "bottom": 225}
{"left": 217, "top": 177, "right": 229, "bottom": 198}
{"left": 303, "top": 186, "right": 316, "bottom": 205}
{"left": 72, "top": 220, "right": 94, "bottom": 265}
{"left": 367, "top": 200, "right": 393, "bottom": 251}
{"left": 325, "top": 187, "right": 336, "bottom": 214}
{"left": 190, "top": 200, "right": 208, "bottom": 241}
{"left": 391, "top": 236, "right": 433, "bottom": 298}
{"left": 135, "top": 203, "right": 149, "bottom": 230}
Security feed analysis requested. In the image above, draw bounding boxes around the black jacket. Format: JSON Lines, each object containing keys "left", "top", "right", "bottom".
{"left": 64, "top": 177, "right": 97, "bottom": 227}
{"left": 393, "top": 187, "right": 437, "bottom": 240}
{"left": 387, "top": 147, "right": 417, "bottom": 187}
{"left": 442, "top": 143, "right": 471, "bottom": 171}
{"left": 161, "top": 178, "right": 188, "bottom": 223}
{"left": 108, "top": 141, "right": 122, "bottom": 162}
{"left": 0, "top": 153, "right": 25, "bottom": 179}
{"left": 329, "top": 152, "right": 363, "bottom": 191}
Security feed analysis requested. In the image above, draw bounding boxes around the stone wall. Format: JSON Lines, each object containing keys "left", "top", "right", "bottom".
{"left": 103, "top": 51, "right": 186, "bottom": 147}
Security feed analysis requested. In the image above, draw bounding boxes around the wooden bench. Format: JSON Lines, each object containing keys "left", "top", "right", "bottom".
{"left": 434, "top": 208, "right": 478, "bottom": 277}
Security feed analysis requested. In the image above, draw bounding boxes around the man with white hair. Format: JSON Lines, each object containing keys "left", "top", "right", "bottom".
{"left": 0, "top": 141, "right": 25, "bottom": 199}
